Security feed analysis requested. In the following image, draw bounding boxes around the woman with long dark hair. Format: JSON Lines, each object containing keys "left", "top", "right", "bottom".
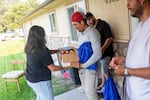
{"left": 24, "top": 25, "right": 69, "bottom": 100}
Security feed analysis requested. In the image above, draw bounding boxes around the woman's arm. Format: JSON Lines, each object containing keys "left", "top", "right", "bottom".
{"left": 50, "top": 50, "right": 60, "bottom": 54}
{"left": 48, "top": 64, "right": 71, "bottom": 71}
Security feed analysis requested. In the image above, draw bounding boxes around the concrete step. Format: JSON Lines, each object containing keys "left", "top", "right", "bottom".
{"left": 54, "top": 87, "right": 104, "bottom": 100}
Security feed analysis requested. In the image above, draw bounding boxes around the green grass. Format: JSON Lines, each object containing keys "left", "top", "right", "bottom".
{"left": 0, "top": 38, "right": 25, "bottom": 57}
{"left": 0, "top": 38, "right": 77, "bottom": 100}
{"left": 0, "top": 38, "right": 35, "bottom": 100}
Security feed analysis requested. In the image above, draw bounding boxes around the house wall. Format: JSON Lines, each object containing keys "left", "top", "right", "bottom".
{"left": 23, "top": 5, "right": 71, "bottom": 50}
{"left": 87, "top": 0, "right": 130, "bottom": 42}
{"left": 23, "top": 13, "right": 51, "bottom": 40}
{"left": 55, "top": 5, "right": 71, "bottom": 37}
{"left": 87, "top": 0, "right": 130, "bottom": 56}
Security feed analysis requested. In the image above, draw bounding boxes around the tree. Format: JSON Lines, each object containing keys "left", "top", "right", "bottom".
{"left": 0, "top": 0, "right": 9, "bottom": 32}
{"left": 0, "top": 0, "right": 39, "bottom": 32}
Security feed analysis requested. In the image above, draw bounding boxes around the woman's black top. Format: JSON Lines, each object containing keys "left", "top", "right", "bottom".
{"left": 26, "top": 47, "right": 53, "bottom": 83}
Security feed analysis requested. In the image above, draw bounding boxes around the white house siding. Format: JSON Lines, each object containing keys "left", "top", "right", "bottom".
{"left": 46, "top": 5, "right": 71, "bottom": 50}
{"left": 29, "top": 13, "right": 51, "bottom": 36}
{"left": 55, "top": 5, "right": 71, "bottom": 37}
{"left": 23, "top": 6, "right": 71, "bottom": 49}
{"left": 23, "top": 13, "right": 51, "bottom": 40}
{"left": 87, "top": 0, "right": 130, "bottom": 42}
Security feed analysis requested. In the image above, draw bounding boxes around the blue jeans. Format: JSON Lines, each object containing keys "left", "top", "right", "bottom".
{"left": 27, "top": 80, "right": 54, "bottom": 100}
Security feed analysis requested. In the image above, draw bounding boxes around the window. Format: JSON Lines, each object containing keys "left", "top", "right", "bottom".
{"left": 67, "top": 6, "right": 78, "bottom": 41}
{"left": 67, "top": 0, "right": 86, "bottom": 42}
{"left": 49, "top": 13, "right": 57, "bottom": 33}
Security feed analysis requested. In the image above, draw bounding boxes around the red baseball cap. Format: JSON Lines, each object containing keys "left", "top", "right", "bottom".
{"left": 71, "top": 12, "right": 85, "bottom": 22}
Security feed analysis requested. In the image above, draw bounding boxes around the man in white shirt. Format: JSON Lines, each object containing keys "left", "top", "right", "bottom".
{"left": 109, "top": 0, "right": 150, "bottom": 100}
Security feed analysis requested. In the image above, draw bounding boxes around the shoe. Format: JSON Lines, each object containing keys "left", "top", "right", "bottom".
{"left": 78, "top": 86, "right": 85, "bottom": 93}
{"left": 97, "top": 87, "right": 104, "bottom": 93}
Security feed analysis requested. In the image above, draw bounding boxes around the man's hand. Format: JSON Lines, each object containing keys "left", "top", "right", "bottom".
{"left": 114, "top": 65, "right": 125, "bottom": 76}
{"left": 71, "top": 62, "right": 80, "bottom": 69}
{"left": 109, "top": 56, "right": 125, "bottom": 69}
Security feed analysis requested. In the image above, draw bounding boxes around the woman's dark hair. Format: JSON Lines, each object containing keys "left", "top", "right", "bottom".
{"left": 24, "top": 25, "right": 46, "bottom": 54}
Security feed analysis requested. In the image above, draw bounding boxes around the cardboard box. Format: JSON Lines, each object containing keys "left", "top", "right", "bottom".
{"left": 71, "top": 62, "right": 80, "bottom": 68}
{"left": 62, "top": 51, "right": 79, "bottom": 63}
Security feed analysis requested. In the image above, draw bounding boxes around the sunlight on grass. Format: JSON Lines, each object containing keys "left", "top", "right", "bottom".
{"left": 0, "top": 38, "right": 33, "bottom": 100}
{"left": 0, "top": 38, "right": 25, "bottom": 57}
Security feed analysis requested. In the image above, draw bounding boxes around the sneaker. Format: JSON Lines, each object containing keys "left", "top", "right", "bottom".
{"left": 97, "top": 87, "right": 104, "bottom": 93}
{"left": 78, "top": 86, "right": 85, "bottom": 93}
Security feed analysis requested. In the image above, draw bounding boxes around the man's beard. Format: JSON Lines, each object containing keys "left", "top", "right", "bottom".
{"left": 93, "top": 19, "right": 96, "bottom": 25}
{"left": 131, "top": 3, "right": 143, "bottom": 18}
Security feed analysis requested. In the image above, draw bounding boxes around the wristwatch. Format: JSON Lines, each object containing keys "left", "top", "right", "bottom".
{"left": 124, "top": 68, "right": 128, "bottom": 76}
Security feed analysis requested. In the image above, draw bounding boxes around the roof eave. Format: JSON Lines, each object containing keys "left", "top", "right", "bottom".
{"left": 20, "top": 0, "right": 54, "bottom": 23}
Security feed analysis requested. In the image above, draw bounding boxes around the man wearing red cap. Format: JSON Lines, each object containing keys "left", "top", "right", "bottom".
{"left": 71, "top": 11, "right": 102, "bottom": 100}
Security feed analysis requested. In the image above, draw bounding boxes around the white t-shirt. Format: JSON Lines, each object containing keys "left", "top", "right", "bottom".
{"left": 126, "top": 17, "right": 150, "bottom": 100}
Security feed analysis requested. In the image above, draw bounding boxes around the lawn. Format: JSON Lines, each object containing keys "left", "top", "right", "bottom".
{"left": 0, "top": 38, "right": 25, "bottom": 57}
{"left": 0, "top": 38, "right": 34, "bottom": 100}
{"left": 0, "top": 37, "right": 77, "bottom": 100}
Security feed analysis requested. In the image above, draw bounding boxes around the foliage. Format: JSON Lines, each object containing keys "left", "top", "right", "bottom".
{"left": 0, "top": 0, "right": 39, "bottom": 32}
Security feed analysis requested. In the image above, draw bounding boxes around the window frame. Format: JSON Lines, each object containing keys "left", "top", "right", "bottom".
{"left": 48, "top": 12, "right": 58, "bottom": 34}
{"left": 66, "top": 0, "right": 86, "bottom": 42}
